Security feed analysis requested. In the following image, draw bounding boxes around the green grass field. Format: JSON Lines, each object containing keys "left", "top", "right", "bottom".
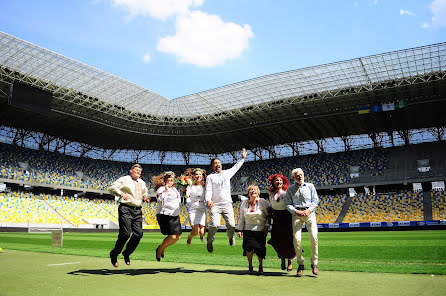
{"left": 2, "top": 249, "right": 445, "bottom": 296}
{"left": 1, "top": 230, "right": 446, "bottom": 296}
{"left": 1, "top": 230, "right": 446, "bottom": 274}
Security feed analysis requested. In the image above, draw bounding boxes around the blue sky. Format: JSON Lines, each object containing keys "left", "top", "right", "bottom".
{"left": 1, "top": 0, "right": 445, "bottom": 99}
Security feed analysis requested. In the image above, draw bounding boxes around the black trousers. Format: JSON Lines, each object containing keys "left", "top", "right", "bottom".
{"left": 110, "top": 204, "right": 143, "bottom": 257}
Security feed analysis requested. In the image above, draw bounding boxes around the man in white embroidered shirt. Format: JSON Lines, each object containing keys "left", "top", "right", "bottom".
{"left": 109, "top": 164, "right": 150, "bottom": 268}
{"left": 285, "top": 168, "right": 320, "bottom": 277}
{"left": 205, "top": 148, "right": 247, "bottom": 253}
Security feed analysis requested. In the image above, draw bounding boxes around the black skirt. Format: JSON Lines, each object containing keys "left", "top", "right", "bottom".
{"left": 242, "top": 230, "right": 266, "bottom": 259}
{"left": 267, "top": 209, "right": 296, "bottom": 259}
{"left": 157, "top": 214, "right": 182, "bottom": 235}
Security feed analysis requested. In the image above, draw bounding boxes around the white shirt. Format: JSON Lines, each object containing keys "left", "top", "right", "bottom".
{"left": 109, "top": 175, "right": 149, "bottom": 207}
{"left": 236, "top": 199, "right": 269, "bottom": 232}
{"left": 269, "top": 189, "right": 288, "bottom": 211}
{"left": 205, "top": 158, "right": 245, "bottom": 206}
{"left": 156, "top": 186, "right": 181, "bottom": 216}
{"left": 186, "top": 185, "right": 206, "bottom": 211}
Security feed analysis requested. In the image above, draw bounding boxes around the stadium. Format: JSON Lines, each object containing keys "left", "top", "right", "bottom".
{"left": 1, "top": 29, "right": 446, "bottom": 295}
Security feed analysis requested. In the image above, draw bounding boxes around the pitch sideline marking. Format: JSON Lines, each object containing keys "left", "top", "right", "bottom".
{"left": 47, "top": 262, "right": 81, "bottom": 266}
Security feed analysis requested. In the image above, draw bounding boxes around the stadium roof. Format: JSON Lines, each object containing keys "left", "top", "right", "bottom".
{"left": 1, "top": 31, "right": 445, "bottom": 154}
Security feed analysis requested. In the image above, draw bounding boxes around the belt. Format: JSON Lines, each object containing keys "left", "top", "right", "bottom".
{"left": 120, "top": 203, "right": 140, "bottom": 209}
{"left": 296, "top": 207, "right": 308, "bottom": 210}
{"left": 189, "top": 200, "right": 205, "bottom": 204}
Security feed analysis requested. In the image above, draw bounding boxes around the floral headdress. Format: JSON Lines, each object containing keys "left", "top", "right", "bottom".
{"left": 185, "top": 167, "right": 206, "bottom": 186}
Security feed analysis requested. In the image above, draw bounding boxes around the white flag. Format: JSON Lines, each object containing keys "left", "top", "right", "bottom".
{"left": 382, "top": 103, "right": 395, "bottom": 111}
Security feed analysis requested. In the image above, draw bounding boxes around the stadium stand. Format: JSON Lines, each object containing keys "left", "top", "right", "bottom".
{"left": 3, "top": 141, "right": 444, "bottom": 195}
{"left": 432, "top": 190, "right": 446, "bottom": 221}
{"left": 1, "top": 141, "right": 445, "bottom": 230}
{"left": 231, "top": 148, "right": 387, "bottom": 192}
{"left": 0, "top": 185, "right": 442, "bottom": 229}
{"left": 40, "top": 194, "right": 119, "bottom": 228}
{"left": 93, "top": 198, "right": 119, "bottom": 224}
{"left": 315, "top": 194, "right": 348, "bottom": 224}
{"left": 142, "top": 202, "right": 158, "bottom": 228}
{"left": 0, "top": 191, "right": 62, "bottom": 225}
{"left": 0, "top": 143, "right": 134, "bottom": 191}
{"left": 342, "top": 191, "right": 424, "bottom": 223}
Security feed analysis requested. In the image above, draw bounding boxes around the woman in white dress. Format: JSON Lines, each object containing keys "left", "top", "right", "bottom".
{"left": 153, "top": 171, "right": 182, "bottom": 261}
{"left": 185, "top": 168, "right": 207, "bottom": 246}
{"left": 236, "top": 185, "right": 269, "bottom": 275}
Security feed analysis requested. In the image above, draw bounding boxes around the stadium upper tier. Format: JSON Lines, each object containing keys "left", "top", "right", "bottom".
{"left": 1, "top": 141, "right": 444, "bottom": 194}
{"left": 0, "top": 142, "right": 385, "bottom": 192}
{"left": 1, "top": 31, "right": 445, "bottom": 153}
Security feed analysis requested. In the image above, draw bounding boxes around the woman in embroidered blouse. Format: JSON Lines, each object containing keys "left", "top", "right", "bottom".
{"left": 153, "top": 171, "right": 182, "bottom": 261}
{"left": 184, "top": 168, "right": 207, "bottom": 246}
{"left": 236, "top": 185, "right": 269, "bottom": 275}
{"left": 266, "top": 173, "right": 296, "bottom": 272}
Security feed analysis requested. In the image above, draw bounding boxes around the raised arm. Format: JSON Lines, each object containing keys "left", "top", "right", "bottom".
{"left": 226, "top": 148, "right": 247, "bottom": 178}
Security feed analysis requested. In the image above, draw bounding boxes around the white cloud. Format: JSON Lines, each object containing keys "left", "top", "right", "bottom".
{"left": 400, "top": 9, "right": 416, "bottom": 16}
{"left": 429, "top": 0, "right": 446, "bottom": 27}
{"left": 373, "top": 0, "right": 378, "bottom": 6}
{"left": 421, "top": 22, "right": 431, "bottom": 29}
{"left": 108, "top": 0, "right": 254, "bottom": 67}
{"left": 157, "top": 11, "right": 254, "bottom": 67}
{"left": 142, "top": 52, "right": 151, "bottom": 63}
{"left": 111, "top": 0, "right": 204, "bottom": 20}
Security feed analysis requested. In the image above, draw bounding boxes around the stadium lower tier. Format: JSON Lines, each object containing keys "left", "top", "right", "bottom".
{"left": 1, "top": 190, "right": 444, "bottom": 229}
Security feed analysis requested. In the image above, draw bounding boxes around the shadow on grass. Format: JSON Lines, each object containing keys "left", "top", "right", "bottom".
{"left": 67, "top": 267, "right": 286, "bottom": 277}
